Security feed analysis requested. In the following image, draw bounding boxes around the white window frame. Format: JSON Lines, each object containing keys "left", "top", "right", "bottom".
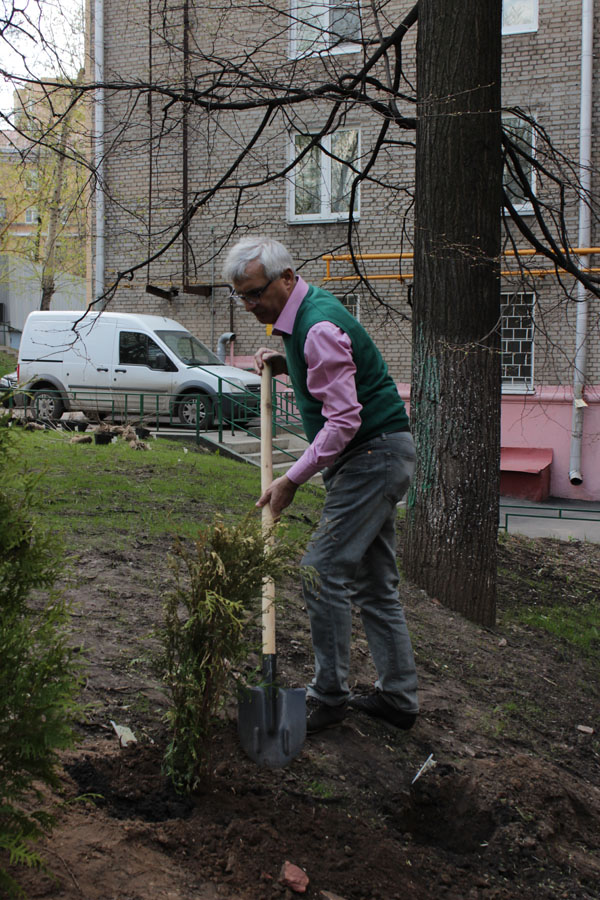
{"left": 288, "top": 129, "right": 361, "bottom": 224}
{"left": 25, "top": 169, "right": 39, "bottom": 192}
{"left": 25, "top": 206, "right": 39, "bottom": 224}
{"left": 503, "top": 113, "right": 535, "bottom": 216}
{"left": 502, "top": 0, "right": 538, "bottom": 35}
{"left": 290, "top": 0, "right": 361, "bottom": 58}
{"left": 501, "top": 291, "right": 535, "bottom": 393}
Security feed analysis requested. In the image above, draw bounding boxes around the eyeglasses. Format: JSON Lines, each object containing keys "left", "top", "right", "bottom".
{"left": 231, "top": 277, "right": 276, "bottom": 306}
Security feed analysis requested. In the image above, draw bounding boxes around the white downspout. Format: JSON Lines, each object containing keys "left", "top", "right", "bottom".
{"left": 94, "top": 0, "right": 105, "bottom": 308}
{"left": 210, "top": 226, "right": 216, "bottom": 350}
{"left": 569, "top": 0, "right": 594, "bottom": 485}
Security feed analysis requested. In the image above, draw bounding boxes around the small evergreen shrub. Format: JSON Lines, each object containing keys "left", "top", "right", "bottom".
{"left": 162, "top": 517, "right": 299, "bottom": 791}
{"left": 0, "top": 415, "right": 84, "bottom": 897}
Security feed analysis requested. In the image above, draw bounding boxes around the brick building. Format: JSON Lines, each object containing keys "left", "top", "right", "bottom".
{"left": 91, "top": 0, "right": 600, "bottom": 500}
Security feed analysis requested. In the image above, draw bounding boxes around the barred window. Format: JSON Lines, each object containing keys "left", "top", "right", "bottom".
{"left": 501, "top": 292, "right": 534, "bottom": 392}
{"left": 337, "top": 293, "right": 359, "bottom": 321}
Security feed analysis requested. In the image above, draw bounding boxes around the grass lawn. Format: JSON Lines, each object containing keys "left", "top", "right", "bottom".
{"left": 0, "top": 347, "right": 17, "bottom": 377}
{"left": 14, "top": 426, "right": 323, "bottom": 548}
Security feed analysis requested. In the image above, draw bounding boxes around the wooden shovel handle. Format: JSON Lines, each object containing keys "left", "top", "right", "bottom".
{"left": 261, "top": 362, "right": 276, "bottom": 655}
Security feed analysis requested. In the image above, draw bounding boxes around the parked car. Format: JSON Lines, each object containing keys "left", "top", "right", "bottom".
{"left": 15, "top": 311, "right": 261, "bottom": 426}
{"left": 0, "top": 370, "right": 17, "bottom": 407}
{"left": 1, "top": 370, "right": 16, "bottom": 390}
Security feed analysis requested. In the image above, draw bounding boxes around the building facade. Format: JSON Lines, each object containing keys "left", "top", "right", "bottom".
{"left": 0, "top": 86, "right": 88, "bottom": 343}
{"left": 92, "top": 0, "right": 600, "bottom": 500}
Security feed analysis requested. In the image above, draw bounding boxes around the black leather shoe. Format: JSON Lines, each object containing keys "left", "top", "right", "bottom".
{"left": 306, "top": 699, "right": 348, "bottom": 734}
{"left": 349, "top": 692, "right": 417, "bottom": 730}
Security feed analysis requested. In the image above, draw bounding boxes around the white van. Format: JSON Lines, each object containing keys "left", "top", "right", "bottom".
{"left": 16, "top": 310, "right": 261, "bottom": 426}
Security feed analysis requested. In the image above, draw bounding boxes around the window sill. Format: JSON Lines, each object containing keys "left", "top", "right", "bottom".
{"left": 502, "top": 384, "right": 536, "bottom": 395}
{"left": 504, "top": 203, "right": 534, "bottom": 217}
{"left": 288, "top": 214, "right": 359, "bottom": 225}
{"left": 502, "top": 26, "right": 538, "bottom": 36}
{"left": 289, "top": 42, "right": 361, "bottom": 60}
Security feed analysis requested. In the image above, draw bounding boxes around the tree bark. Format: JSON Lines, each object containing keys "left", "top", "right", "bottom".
{"left": 403, "top": 0, "right": 502, "bottom": 626}
{"left": 40, "top": 116, "right": 71, "bottom": 311}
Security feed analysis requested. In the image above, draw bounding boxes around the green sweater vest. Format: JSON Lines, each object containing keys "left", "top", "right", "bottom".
{"left": 282, "top": 285, "right": 409, "bottom": 449}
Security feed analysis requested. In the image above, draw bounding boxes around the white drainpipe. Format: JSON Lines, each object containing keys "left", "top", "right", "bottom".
{"left": 569, "top": 0, "right": 594, "bottom": 485}
{"left": 94, "top": 0, "right": 105, "bottom": 308}
{"left": 217, "top": 332, "right": 236, "bottom": 363}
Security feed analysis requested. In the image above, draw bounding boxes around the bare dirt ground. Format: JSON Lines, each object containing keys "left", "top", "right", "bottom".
{"left": 11, "top": 527, "right": 600, "bottom": 900}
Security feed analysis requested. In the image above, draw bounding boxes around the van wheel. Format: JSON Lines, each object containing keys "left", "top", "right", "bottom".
{"left": 178, "top": 392, "right": 212, "bottom": 428}
{"left": 33, "top": 389, "right": 64, "bottom": 422}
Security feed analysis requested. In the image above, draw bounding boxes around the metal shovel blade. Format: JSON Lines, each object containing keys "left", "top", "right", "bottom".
{"left": 238, "top": 682, "right": 306, "bottom": 768}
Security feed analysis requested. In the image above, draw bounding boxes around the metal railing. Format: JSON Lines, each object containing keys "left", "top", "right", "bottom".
{"left": 269, "top": 376, "right": 307, "bottom": 461}
{"left": 499, "top": 503, "right": 600, "bottom": 532}
{"left": 1, "top": 372, "right": 309, "bottom": 461}
{"left": 2, "top": 377, "right": 259, "bottom": 437}
{"left": 198, "top": 375, "right": 307, "bottom": 463}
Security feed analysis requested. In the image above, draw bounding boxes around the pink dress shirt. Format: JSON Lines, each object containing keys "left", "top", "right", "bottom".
{"left": 273, "top": 277, "right": 363, "bottom": 485}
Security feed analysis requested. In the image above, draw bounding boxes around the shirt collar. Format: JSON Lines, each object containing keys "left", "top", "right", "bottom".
{"left": 273, "top": 275, "right": 309, "bottom": 336}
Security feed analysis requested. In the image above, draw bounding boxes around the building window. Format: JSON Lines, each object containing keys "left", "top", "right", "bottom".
{"left": 0, "top": 198, "right": 6, "bottom": 221}
{"left": 501, "top": 292, "right": 534, "bottom": 392}
{"left": 502, "top": 0, "right": 538, "bottom": 35}
{"left": 503, "top": 114, "right": 535, "bottom": 215}
{"left": 25, "top": 169, "right": 39, "bottom": 191}
{"left": 291, "top": 0, "right": 361, "bottom": 56}
{"left": 25, "top": 206, "right": 39, "bottom": 224}
{"left": 289, "top": 129, "right": 360, "bottom": 223}
{"left": 338, "top": 293, "right": 359, "bottom": 320}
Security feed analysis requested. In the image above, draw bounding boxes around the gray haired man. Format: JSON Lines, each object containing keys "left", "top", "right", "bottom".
{"left": 223, "top": 236, "right": 419, "bottom": 735}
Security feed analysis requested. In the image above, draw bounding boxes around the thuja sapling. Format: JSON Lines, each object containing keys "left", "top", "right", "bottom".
{"left": 161, "top": 516, "right": 300, "bottom": 791}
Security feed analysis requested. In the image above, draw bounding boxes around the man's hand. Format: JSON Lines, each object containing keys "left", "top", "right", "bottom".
{"left": 254, "top": 347, "right": 288, "bottom": 376}
{"left": 256, "top": 474, "right": 298, "bottom": 520}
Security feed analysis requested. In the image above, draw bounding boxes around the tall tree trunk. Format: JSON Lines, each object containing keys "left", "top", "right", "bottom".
{"left": 403, "top": 0, "right": 502, "bottom": 626}
{"left": 40, "top": 107, "right": 73, "bottom": 310}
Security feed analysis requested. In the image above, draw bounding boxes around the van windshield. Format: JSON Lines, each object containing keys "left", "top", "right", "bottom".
{"left": 156, "top": 331, "right": 222, "bottom": 366}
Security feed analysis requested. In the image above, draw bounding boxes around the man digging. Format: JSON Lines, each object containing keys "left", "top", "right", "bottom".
{"left": 223, "top": 236, "right": 419, "bottom": 735}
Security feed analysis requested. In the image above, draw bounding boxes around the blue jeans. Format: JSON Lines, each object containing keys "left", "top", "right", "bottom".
{"left": 301, "top": 431, "right": 418, "bottom": 713}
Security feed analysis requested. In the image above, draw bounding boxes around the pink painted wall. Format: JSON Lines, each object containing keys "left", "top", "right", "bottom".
{"left": 236, "top": 365, "right": 600, "bottom": 502}
{"left": 500, "top": 386, "right": 600, "bottom": 502}
{"left": 398, "top": 383, "right": 600, "bottom": 502}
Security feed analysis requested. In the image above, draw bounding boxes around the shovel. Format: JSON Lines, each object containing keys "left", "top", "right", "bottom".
{"left": 238, "top": 361, "right": 306, "bottom": 767}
